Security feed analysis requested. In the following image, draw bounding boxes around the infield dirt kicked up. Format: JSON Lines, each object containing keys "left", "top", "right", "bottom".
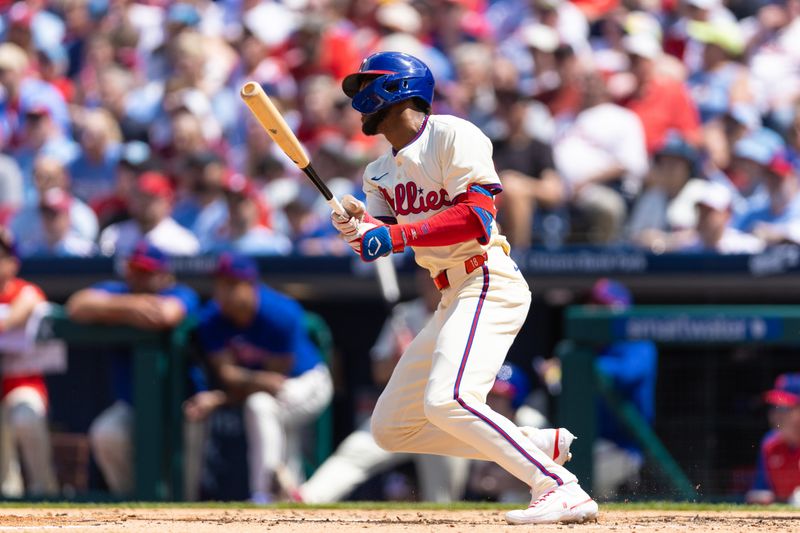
{"left": 0, "top": 504, "right": 798, "bottom": 532}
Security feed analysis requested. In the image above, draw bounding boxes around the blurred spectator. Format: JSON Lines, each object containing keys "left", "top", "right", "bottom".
{"left": 493, "top": 87, "right": 565, "bottom": 248}
{"left": 535, "top": 44, "right": 583, "bottom": 126}
{"left": 11, "top": 102, "right": 79, "bottom": 200}
{"left": 188, "top": 254, "right": 333, "bottom": 503}
{"left": 628, "top": 133, "right": 708, "bottom": 248}
{"left": 746, "top": 374, "right": 800, "bottom": 505}
{"left": 519, "top": 23, "right": 560, "bottom": 98}
{"left": 300, "top": 271, "right": 469, "bottom": 503}
{"left": 489, "top": 0, "right": 589, "bottom": 55}
{"left": 0, "top": 229, "right": 58, "bottom": 497}
{"left": 99, "top": 171, "right": 200, "bottom": 257}
{"left": 207, "top": 173, "right": 291, "bottom": 255}
{"left": 0, "top": 154, "right": 24, "bottom": 217}
{"left": 745, "top": 0, "right": 800, "bottom": 134}
{"left": 10, "top": 155, "right": 98, "bottom": 249}
{"left": 92, "top": 141, "right": 154, "bottom": 230}
{"left": 0, "top": 42, "right": 71, "bottom": 151}
{"left": 707, "top": 103, "right": 762, "bottom": 171}
{"left": 36, "top": 44, "right": 73, "bottom": 103}
{"left": 554, "top": 73, "right": 648, "bottom": 243}
{"left": 68, "top": 108, "right": 122, "bottom": 205}
{"left": 283, "top": 194, "right": 347, "bottom": 256}
{"left": 735, "top": 150, "right": 800, "bottom": 245}
{"left": 620, "top": 34, "right": 702, "bottom": 154}
{"left": 448, "top": 43, "right": 501, "bottom": 137}
{"left": 66, "top": 242, "right": 200, "bottom": 496}
{"left": 172, "top": 152, "right": 228, "bottom": 243}
{"left": 676, "top": 182, "right": 765, "bottom": 254}
{"left": 588, "top": 279, "right": 658, "bottom": 499}
{"left": 724, "top": 127, "right": 785, "bottom": 214}
{"left": 790, "top": 100, "right": 800, "bottom": 154}
{"left": 16, "top": 188, "right": 98, "bottom": 258}
{"left": 686, "top": 20, "right": 750, "bottom": 124}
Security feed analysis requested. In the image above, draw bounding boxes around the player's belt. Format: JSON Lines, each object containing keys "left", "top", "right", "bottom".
{"left": 433, "top": 252, "right": 488, "bottom": 291}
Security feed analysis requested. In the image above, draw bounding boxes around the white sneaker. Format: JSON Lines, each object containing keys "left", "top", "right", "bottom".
{"left": 505, "top": 481, "right": 598, "bottom": 525}
{"left": 520, "top": 427, "right": 576, "bottom": 466}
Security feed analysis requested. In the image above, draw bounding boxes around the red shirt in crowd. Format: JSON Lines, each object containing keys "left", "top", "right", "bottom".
{"left": 0, "top": 278, "right": 48, "bottom": 405}
{"left": 623, "top": 77, "right": 701, "bottom": 154}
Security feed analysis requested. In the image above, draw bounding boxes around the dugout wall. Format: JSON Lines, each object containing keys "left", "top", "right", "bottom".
{"left": 558, "top": 305, "right": 800, "bottom": 501}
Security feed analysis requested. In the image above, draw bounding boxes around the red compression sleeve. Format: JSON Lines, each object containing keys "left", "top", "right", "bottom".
{"left": 387, "top": 203, "right": 486, "bottom": 250}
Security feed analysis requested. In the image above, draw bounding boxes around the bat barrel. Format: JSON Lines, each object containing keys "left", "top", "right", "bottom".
{"left": 241, "top": 82, "right": 261, "bottom": 97}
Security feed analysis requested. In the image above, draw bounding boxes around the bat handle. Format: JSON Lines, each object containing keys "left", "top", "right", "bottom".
{"left": 326, "top": 196, "right": 348, "bottom": 218}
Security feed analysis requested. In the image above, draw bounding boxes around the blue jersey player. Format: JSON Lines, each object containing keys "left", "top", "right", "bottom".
{"left": 67, "top": 241, "right": 200, "bottom": 495}
{"left": 192, "top": 254, "right": 333, "bottom": 503}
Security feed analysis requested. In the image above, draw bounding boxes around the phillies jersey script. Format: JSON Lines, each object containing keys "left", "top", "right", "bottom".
{"left": 362, "top": 114, "right": 510, "bottom": 274}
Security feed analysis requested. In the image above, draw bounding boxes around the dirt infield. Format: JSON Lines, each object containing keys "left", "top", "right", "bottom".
{"left": 0, "top": 507, "right": 798, "bottom": 532}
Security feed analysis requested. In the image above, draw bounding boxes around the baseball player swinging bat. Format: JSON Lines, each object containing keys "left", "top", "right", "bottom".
{"left": 239, "top": 81, "right": 400, "bottom": 304}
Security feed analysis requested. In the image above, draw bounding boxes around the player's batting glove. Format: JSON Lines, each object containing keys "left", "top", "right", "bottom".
{"left": 330, "top": 195, "right": 370, "bottom": 254}
{"left": 360, "top": 225, "right": 406, "bottom": 262}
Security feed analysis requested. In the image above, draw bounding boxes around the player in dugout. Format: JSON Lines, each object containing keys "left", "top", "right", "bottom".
{"left": 747, "top": 373, "right": 800, "bottom": 505}
{"left": 0, "top": 228, "right": 58, "bottom": 497}
{"left": 183, "top": 253, "right": 333, "bottom": 504}
{"left": 66, "top": 241, "right": 200, "bottom": 495}
{"left": 330, "top": 51, "right": 596, "bottom": 524}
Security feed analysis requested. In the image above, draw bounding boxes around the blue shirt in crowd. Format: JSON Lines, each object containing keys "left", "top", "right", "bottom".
{"left": 91, "top": 280, "right": 200, "bottom": 404}
{"left": 68, "top": 144, "right": 121, "bottom": 203}
{"left": 596, "top": 340, "right": 658, "bottom": 453}
{"left": 198, "top": 283, "right": 321, "bottom": 377}
{"left": 735, "top": 193, "right": 800, "bottom": 233}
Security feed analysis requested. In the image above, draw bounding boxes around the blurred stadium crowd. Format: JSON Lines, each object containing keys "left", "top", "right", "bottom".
{"left": 0, "top": 0, "right": 798, "bottom": 256}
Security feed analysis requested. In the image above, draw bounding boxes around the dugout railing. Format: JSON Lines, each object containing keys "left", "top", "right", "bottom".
{"left": 558, "top": 305, "right": 800, "bottom": 501}
{"left": 1, "top": 306, "right": 334, "bottom": 502}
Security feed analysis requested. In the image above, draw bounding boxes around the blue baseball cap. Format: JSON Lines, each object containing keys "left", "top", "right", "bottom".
{"left": 765, "top": 373, "right": 800, "bottom": 407}
{"left": 215, "top": 253, "right": 259, "bottom": 282}
{"left": 733, "top": 128, "right": 785, "bottom": 166}
{"left": 655, "top": 131, "right": 699, "bottom": 166}
{"left": 491, "top": 363, "right": 531, "bottom": 409}
{"left": 590, "top": 278, "right": 632, "bottom": 308}
{"left": 127, "top": 241, "right": 171, "bottom": 272}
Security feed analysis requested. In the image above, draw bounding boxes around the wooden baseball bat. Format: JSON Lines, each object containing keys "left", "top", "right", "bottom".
{"left": 240, "top": 81, "right": 347, "bottom": 217}
{"left": 241, "top": 81, "right": 400, "bottom": 302}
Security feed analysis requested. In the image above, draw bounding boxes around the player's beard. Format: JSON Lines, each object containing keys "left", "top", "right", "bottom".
{"left": 361, "top": 107, "right": 390, "bottom": 136}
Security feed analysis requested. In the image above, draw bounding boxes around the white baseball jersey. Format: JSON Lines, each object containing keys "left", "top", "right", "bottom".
{"left": 362, "top": 114, "right": 510, "bottom": 274}
{"left": 359, "top": 114, "right": 579, "bottom": 506}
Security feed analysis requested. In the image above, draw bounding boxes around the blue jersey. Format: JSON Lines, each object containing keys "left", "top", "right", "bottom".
{"left": 198, "top": 283, "right": 322, "bottom": 377}
{"left": 596, "top": 340, "right": 658, "bottom": 452}
{"left": 91, "top": 280, "right": 200, "bottom": 403}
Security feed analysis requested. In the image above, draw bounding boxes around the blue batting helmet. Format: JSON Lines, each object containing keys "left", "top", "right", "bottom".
{"left": 491, "top": 363, "right": 531, "bottom": 410}
{"left": 342, "top": 51, "right": 434, "bottom": 115}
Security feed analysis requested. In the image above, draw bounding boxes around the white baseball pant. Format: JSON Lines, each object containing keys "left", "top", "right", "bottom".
{"left": 299, "top": 417, "right": 469, "bottom": 503}
{"left": 0, "top": 386, "right": 58, "bottom": 496}
{"left": 89, "top": 400, "right": 133, "bottom": 495}
{"left": 244, "top": 364, "right": 333, "bottom": 497}
{"left": 371, "top": 246, "right": 577, "bottom": 496}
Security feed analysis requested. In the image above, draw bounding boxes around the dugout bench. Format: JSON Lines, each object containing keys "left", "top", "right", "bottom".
{"left": 558, "top": 305, "right": 800, "bottom": 500}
